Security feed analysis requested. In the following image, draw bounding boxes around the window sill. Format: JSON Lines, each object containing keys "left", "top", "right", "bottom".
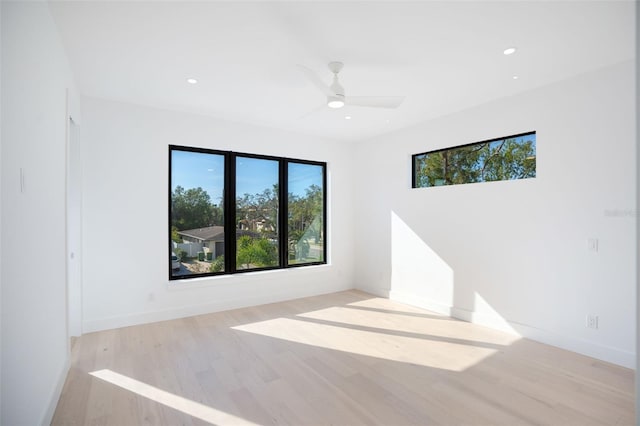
{"left": 167, "top": 263, "right": 330, "bottom": 291}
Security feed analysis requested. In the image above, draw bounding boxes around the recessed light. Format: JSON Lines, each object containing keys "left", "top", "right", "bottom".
{"left": 512, "top": 75, "right": 519, "bottom": 80}
{"left": 503, "top": 47, "right": 517, "bottom": 55}
{"left": 186, "top": 78, "right": 198, "bottom": 84}
{"left": 345, "top": 115, "right": 352, "bottom": 120}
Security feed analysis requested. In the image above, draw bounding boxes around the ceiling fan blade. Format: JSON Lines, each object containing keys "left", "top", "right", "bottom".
{"left": 297, "top": 103, "right": 327, "bottom": 120}
{"left": 297, "top": 64, "right": 335, "bottom": 97}
{"left": 346, "top": 96, "right": 405, "bottom": 109}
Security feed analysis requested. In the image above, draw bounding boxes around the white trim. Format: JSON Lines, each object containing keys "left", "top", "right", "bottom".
{"left": 168, "top": 263, "right": 331, "bottom": 291}
{"left": 84, "top": 283, "right": 352, "bottom": 333}
{"left": 354, "top": 285, "right": 390, "bottom": 299}
{"left": 388, "top": 291, "right": 636, "bottom": 369}
{"left": 389, "top": 290, "right": 453, "bottom": 316}
{"left": 450, "top": 306, "right": 518, "bottom": 335}
{"left": 41, "top": 357, "right": 70, "bottom": 426}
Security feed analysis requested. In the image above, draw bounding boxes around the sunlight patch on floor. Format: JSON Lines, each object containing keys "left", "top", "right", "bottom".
{"left": 232, "top": 316, "right": 504, "bottom": 372}
{"left": 298, "top": 302, "right": 520, "bottom": 345}
{"left": 346, "top": 297, "right": 452, "bottom": 316}
{"left": 89, "top": 369, "right": 259, "bottom": 425}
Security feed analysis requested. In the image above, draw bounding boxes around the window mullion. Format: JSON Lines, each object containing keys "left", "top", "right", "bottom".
{"left": 279, "top": 160, "right": 288, "bottom": 267}
{"left": 225, "top": 152, "right": 236, "bottom": 273}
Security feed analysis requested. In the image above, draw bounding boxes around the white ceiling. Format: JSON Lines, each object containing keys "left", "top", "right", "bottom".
{"left": 49, "top": 1, "right": 635, "bottom": 142}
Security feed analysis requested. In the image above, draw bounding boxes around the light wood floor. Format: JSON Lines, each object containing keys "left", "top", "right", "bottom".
{"left": 52, "top": 290, "right": 635, "bottom": 425}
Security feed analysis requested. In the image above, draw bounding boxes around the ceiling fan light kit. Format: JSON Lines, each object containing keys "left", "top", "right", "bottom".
{"left": 327, "top": 95, "right": 345, "bottom": 109}
{"left": 299, "top": 61, "right": 405, "bottom": 111}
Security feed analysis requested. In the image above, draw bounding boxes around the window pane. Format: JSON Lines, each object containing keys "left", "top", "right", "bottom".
{"left": 235, "top": 157, "right": 279, "bottom": 270}
{"left": 413, "top": 132, "right": 536, "bottom": 188}
{"left": 288, "top": 163, "right": 324, "bottom": 264}
{"left": 170, "top": 150, "right": 225, "bottom": 277}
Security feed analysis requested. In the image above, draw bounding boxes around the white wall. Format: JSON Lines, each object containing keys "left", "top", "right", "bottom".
{"left": 1, "top": 2, "right": 79, "bottom": 424}
{"left": 0, "top": 2, "right": 3, "bottom": 421}
{"left": 353, "top": 61, "right": 636, "bottom": 368}
{"left": 81, "top": 97, "right": 355, "bottom": 332}
{"left": 635, "top": 2, "right": 640, "bottom": 412}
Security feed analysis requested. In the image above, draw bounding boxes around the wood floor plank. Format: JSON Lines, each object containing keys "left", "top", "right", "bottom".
{"left": 52, "top": 290, "right": 635, "bottom": 425}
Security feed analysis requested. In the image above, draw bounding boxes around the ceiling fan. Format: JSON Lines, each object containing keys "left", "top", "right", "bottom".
{"left": 298, "top": 61, "right": 404, "bottom": 110}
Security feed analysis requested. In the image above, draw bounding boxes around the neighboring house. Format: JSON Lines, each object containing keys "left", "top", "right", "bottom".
{"left": 177, "top": 226, "right": 262, "bottom": 259}
{"left": 238, "top": 218, "right": 276, "bottom": 233}
{"left": 178, "top": 226, "right": 225, "bottom": 259}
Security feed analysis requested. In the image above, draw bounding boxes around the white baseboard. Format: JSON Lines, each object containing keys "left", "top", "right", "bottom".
{"left": 450, "top": 306, "right": 519, "bottom": 335}
{"left": 41, "top": 356, "right": 70, "bottom": 426}
{"left": 356, "top": 284, "right": 390, "bottom": 299}
{"left": 388, "top": 291, "right": 636, "bottom": 369}
{"left": 83, "top": 283, "right": 353, "bottom": 333}
{"left": 508, "top": 319, "right": 635, "bottom": 369}
{"left": 389, "top": 290, "right": 453, "bottom": 317}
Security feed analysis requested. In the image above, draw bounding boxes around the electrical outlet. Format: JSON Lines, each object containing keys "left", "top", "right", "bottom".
{"left": 587, "top": 238, "right": 598, "bottom": 252}
{"left": 586, "top": 315, "right": 599, "bottom": 329}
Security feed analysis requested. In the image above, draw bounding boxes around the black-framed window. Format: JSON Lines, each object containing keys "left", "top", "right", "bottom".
{"left": 169, "top": 145, "right": 326, "bottom": 280}
{"left": 412, "top": 131, "right": 536, "bottom": 188}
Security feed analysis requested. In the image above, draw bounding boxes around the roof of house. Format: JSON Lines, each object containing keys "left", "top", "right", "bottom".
{"left": 177, "top": 226, "right": 224, "bottom": 242}
{"left": 177, "top": 226, "right": 260, "bottom": 242}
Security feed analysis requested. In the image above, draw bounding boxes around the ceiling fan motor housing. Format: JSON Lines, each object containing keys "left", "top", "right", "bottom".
{"left": 328, "top": 61, "right": 344, "bottom": 74}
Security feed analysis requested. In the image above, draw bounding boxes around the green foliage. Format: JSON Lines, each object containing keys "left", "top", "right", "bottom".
{"left": 236, "top": 235, "right": 278, "bottom": 269}
{"left": 415, "top": 135, "right": 536, "bottom": 187}
{"left": 288, "top": 229, "right": 311, "bottom": 261}
{"left": 236, "top": 184, "right": 279, "bottom": 236}
{"left": 171, "top": 226, "right": 182, "bottom": 244}
{"left": 288, "top": 184, "right": 323, "bottom": 243}
{"left": 171, "top": 185, "right": 223, "bottom": 231}
{"left": 480, "top": 139, "right": 536, "bottom": 182}
{"left": 287, "top": 183, "right": 323, "bottom": 264}
{"left": 210, "top": 255, "right": 225, "bottom": 272}
{"left": 175, "top": 248, "right": 187, "bottom": 260}
{"left": 234, "top": 179, "right": 323, "bottom": 264}
{"left": 173, "top": 167, "right": 322, "bottom": 270}
{"left": 297, "top": 238, "right": 310, "bottom": 259}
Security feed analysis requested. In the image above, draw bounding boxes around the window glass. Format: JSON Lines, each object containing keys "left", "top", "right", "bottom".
{"left": 413, "top": 132, "right": 536, "bottom": 188}
{"left": 235, "top": 156, "right": 280, "bottom": 270}
{"left": 169, "top": 146, "right": 327, "bottom": 280}
{"left": 288, "top": 163, "right": 324, "bottom": 264}
{"left": 170, "top": 150, "right": 225, "bottom": 277}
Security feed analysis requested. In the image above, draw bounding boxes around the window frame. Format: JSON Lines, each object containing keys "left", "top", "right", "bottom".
{"left": 411, "top": 131, "right": 536, "bottom": 188}
{"left": 169, "top": 145, "right": 327, "bottom": 280}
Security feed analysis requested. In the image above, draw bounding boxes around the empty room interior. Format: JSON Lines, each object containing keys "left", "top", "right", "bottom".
{"left": 1, "top": 1, "right": 638, "bottom": 425}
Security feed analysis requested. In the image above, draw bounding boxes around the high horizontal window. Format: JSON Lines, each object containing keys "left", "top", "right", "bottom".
{"left": 412, "top": 131, "right": 536, "bottom": 188}
{"left": 169, "top": 145, "right": 326, "bottom": 280}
